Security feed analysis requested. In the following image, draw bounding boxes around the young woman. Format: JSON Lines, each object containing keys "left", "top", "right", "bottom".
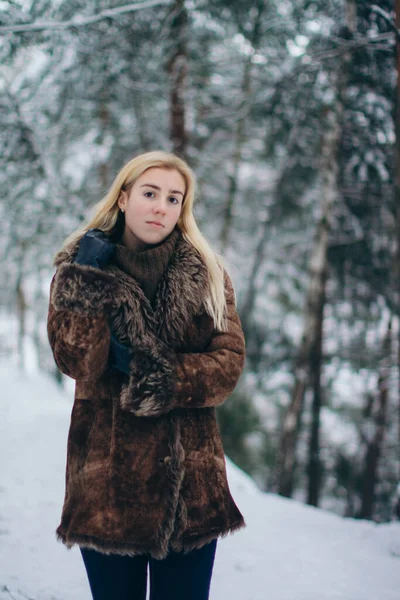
{"left": 47, "top": 151, "right": 246, "bottom": 600}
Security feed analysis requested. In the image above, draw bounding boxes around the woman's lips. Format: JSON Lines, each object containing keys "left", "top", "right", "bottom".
{"left": 146, "top": 221, "right": 164, "bottom": 228}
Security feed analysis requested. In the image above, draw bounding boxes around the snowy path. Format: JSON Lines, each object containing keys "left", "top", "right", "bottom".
{"left": 1, "top": 362, "right": 399, "bottom": 600}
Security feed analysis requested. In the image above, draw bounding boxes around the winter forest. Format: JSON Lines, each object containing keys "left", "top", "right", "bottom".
{"left": 1, "top": 0, "right": 400, "bottom": 527}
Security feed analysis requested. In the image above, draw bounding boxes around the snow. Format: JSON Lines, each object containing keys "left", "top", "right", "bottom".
{"left": 1, "top": 361, "right": 399, "bottom": 600}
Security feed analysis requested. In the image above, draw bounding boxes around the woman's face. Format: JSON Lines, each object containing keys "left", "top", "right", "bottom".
{"left": 117, "top": 167, "right": 185, "bottom": 251}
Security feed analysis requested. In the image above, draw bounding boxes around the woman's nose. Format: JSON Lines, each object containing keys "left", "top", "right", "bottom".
{"left": 153, "top": 198, "right": 167, "bottom": 214}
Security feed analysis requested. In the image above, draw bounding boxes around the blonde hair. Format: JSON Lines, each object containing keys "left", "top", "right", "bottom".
{"left": 58, "top": 151, "right": 227, "bottom": 330}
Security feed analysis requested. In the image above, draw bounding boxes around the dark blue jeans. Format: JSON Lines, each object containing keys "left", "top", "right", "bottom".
{"left": 80, "top": 539, "right": 218, "bottom": 600}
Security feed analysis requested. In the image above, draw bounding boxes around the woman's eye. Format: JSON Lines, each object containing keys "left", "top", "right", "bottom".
{"left": 169, "top": 197, "right": 179, "bottom": 204}
{"left": 144, "top": 191, "right": 155, "bottom": 198}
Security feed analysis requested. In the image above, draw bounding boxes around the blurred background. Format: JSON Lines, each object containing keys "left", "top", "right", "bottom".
{"left": 1, "top": 0, "right": 399, "bottom": 524}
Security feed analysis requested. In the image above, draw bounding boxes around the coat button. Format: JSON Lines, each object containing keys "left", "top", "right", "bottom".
{"left": 163, "top": 456, "right": 172, "bottom": 464}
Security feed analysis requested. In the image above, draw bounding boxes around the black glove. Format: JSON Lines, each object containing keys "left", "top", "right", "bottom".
{"left": 109, "top": 333, "right": 133, "bottom": 375}
{"left": 74, "top": 228, "right": 115, "bottom": 268}
{"left": 74, "top": 229, "right": 131, "bottom": 374}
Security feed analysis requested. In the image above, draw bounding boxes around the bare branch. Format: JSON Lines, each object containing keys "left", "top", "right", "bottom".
{"left": 370, "top": 4, "right": 400, "bottom": 41}
{"left": 308, "top": 32, "right": 395, "bottom": 63}
{"left": 0, "top": 0, "right": 172, "bottom": 34}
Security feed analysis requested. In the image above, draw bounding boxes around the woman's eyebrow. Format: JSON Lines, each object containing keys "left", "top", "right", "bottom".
{"left": 140, "top": 183, "right": 184, "bottom": 196}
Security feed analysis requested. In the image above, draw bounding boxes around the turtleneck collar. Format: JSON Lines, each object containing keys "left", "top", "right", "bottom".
{"left": 112, "top": 227, "right": 181, "bottom": 305}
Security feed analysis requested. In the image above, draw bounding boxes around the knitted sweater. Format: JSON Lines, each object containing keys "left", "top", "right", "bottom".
{"left": 112, "top": 228, "right": 180, "bottom": 305}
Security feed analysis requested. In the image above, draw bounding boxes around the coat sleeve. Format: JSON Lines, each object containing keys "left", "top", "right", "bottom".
{"left": 47, "top": 262, "right": 115, "bottom": 381}
{"left": 170, "top": 271, "right": 245, "bottom": 409}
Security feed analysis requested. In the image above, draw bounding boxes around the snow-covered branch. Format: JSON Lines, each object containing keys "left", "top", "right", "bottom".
{"left": 0, "top": 0, "right": 172, "bottom": 35}
{"left": 309, "top": 32, "right": 395, "bottom": 63}
{"left": 370, "top": 5, "right": 400, "bottom": 41}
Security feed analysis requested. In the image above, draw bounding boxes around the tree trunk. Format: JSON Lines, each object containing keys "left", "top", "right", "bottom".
{"left": 395, "top": 0, "right": 400, "bottom": 520}
{"left": 240, "top": 82, "right": 316, "bottom": 341}
{"left": 32, "top": 270, "right": 43, "bottom": 371}
{"left": 358, "top": 321, "right": 391, "bottom": 520}
{"left": 132, "top": 93, "right": 152, "bottom": 152}
{"left": 54, "top": 366, "right": 63, "bottom": 386}
{"left": 220, "top": 1, "right": 265, "bottom": 252}
{"left": 306, "top": 264, "right": 326, "bottom": 506}
{"left": 16, "top": 271, "right": 26, "bottom": 372}
{"left": 240, "top": 215, "right": 270, "bottom": 342}
{"left": 277, "top": 0, "right": 356, "bottom": 499}
{"left": 277, "top": 107, "right": 340, "bottom": 498}
{"left": 98, "top": 103, "right": 110, "bottom": 189}
{"left": 168, "top": 0, "right": 188, "bottom": 158}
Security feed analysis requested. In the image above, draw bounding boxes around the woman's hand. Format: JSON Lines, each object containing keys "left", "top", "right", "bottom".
{"left": 73, "top": 229, "right": 133, "bottom": 375}
{"left": 109, "top": 333, "right": 133, "bottom": 376}
{"left": 74, "top": 229, "right": 115, "bottom": 268}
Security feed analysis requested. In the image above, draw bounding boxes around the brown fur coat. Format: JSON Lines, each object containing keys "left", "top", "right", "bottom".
{"left": 47, "top": 232, "right": 246, "bottom": 559}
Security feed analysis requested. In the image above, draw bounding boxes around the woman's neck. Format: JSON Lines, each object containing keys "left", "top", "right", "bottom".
{"left": 121, "top": 229, "right": 152, "bottom": 252}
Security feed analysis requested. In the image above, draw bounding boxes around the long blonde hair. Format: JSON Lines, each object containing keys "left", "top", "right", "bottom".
{"left": 57, "top": 151, "right": 227, "bottom": 330}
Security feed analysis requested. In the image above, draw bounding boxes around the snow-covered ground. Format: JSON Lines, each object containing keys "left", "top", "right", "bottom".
{"left": 1, "top": 361, "right": 399, "bottom": 600}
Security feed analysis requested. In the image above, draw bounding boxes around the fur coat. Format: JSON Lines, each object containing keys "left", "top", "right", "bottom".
{"left": 47, "top": 232, "right": 246, "bottom": 559}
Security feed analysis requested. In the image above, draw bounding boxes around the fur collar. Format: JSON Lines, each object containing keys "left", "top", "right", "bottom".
{"left": 53, "top": 232, "right": 209, "bottom": 345}
{"left": 51, "top": 232, "right": 210, "bottom": 416}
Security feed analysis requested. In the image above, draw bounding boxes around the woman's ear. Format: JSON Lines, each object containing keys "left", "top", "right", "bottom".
{"left": 117, "top": 190, "right": 127, "bottom": 211}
